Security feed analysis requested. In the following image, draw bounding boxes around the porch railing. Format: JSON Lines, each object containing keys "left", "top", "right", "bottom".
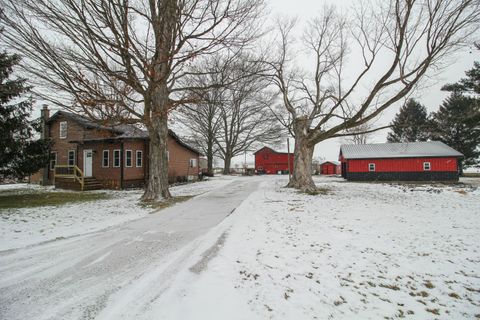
{"left": 54, "top": 165, "right": 85, "bottom": 191}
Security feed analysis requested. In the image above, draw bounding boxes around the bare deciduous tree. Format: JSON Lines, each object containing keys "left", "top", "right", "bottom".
{"left": 0, "top": 0, "right": 265, "bottom": 200}
{"left": 268, "top": 1, "right": 480, "bottom": 192}
{"left": 342, "top": 122, "right": 375, "bottom": 145}
{"left": 175, "top": 57, "right": 226, "bottom": 176}
{"left": 216, "top": 58, "right": 283, "bottom": 174}
{"left": 178, "top": 54, "right": 283, "bottom": 174}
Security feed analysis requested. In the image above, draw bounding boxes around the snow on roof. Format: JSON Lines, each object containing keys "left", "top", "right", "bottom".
{"left": 340, "top": 141, "right": 463, "bottom": 159}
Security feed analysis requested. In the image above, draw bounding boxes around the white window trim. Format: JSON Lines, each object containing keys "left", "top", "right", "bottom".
{"left": 59, "top": 121, "right": 68, "bottom": 139}
{"left": 136, "top": 150, "right": 143, "bottom": 168}
{"left": 125, "top": 150, "right": 133, "bottom": 168}
{"left": 423, "top": 162, "right": 431, "bottom": 171}
{"left": 190, "top": 158, "right": 197, "bottom": 168}
{"left": 68, "top": 149, "right": 76, "bottom": 166}
{"left": 368, "top": 163, "right": 375, "bottom": 172}
{"left": 50, "top": 151, "right": 57, "bottom": 170}
{"left": 113, "top": 149, "right": 121, "bottom": 168}
{"left": 102, "top": 150, "right": 110, "bottom": 168}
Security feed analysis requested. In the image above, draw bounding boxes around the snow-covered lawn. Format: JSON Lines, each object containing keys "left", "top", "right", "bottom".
{"left": 155, "top": 176, "right": 480, "bottom": 320}
{"left": 0, "top": 176, "right": 236, "bottom": 252}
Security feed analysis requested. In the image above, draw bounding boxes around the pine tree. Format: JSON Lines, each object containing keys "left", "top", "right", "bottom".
{"left": 430, "top": 92, "right": 480, "bottom": 168}
{"left": 387, "top": 99, "right": 430, "bottom": 143}
{"left": 0, "top": 50, "right": 50, "bottom": 180}
{"left": 442, "top": 61, "right": 480, "bottom": 95}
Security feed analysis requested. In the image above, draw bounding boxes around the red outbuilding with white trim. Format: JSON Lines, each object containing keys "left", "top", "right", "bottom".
{"left": 339, "top": 141, "right": 463, "bottom": 181}
{"left": 254, "top": 146, "right": 294, "bottom": 174}
{"left": 320, "top": 161, "right": 341, "bottom": 175}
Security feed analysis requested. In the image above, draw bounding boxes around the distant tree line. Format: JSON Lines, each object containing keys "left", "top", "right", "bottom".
{"left": 387, "top": 58, "right": 480, "bottom": 168}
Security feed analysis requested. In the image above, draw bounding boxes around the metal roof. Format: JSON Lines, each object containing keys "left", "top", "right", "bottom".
{"left": 340, "top": 141, "right": 463, "bottom": 159}
{"left": 320, "top": 160, "right": 340, "bottom": 166}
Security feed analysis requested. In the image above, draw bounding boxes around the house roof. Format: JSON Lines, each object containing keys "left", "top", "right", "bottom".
{"left": 46, "top": 111, "right": 127, "bottom": 134}
{"left": 340, "top": 141, "right": 463, "bottom": 159}
{"left": 48, "top": 110, "right": 200, "bottom": 155}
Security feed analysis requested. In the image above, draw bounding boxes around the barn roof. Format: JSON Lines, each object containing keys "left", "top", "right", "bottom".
{"left": 253, "top": 146, "right": 291, "bottom": 155}
{"left": 340, "top": 141, "right": 463, "bottom": 159}
{"left": 321, "top": 160, "right": 340, "bottom": 166}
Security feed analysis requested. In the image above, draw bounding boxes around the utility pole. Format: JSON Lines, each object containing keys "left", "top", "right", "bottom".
{"left": 287, "top": 138, "right": 291, "bottom": 182}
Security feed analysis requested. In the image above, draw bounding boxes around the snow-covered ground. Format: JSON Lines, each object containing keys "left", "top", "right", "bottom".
{"left": 0, "top": 176, "right": 237, "bottom": 251}
{"left": 152, "top": 175, "right": 480, "bottom": 320}
{"left": 1, "top": 175, "right": 479, "bottom": 319}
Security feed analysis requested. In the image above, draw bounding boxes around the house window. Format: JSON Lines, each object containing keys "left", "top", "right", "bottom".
{"left": 136, "top": 150, "right": 143, "bottom": 167}
{"left": 423, "top": 162, "right": 431, "bottom": 171}
{"left": 102, "top": 150, "right": 109, "bottom": 168}
{"left": 68, "top": 150, "right": 75, "bottom": 166}
{"left": 125, "top": 150, "right": 132, "bottom": 167}
{"left": 368, "top": 163, "right": 375, "bottom": 172}
{"left": 50, "top": 151, "right": 57, "bottom": 170}
{"left": 113, "top": 149, "right": 120, "bottom": 167}
{"left": 190, "top": 158, "right": 197, "bottom": 167}
{"left": 59, "top": 121, "right": 67, "bottom": 139}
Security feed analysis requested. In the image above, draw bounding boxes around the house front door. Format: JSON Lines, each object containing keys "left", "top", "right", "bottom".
{"left": 83, "top": 149, "right": 93, "bottom": 177}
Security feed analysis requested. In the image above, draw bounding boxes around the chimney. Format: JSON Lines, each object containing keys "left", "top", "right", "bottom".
{"left": 40, "top": 104, "right": 50, "bottom": 140}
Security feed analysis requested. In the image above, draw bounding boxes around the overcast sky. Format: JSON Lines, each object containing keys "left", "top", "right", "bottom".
{"left": 22, "top": 0, "right": 478, "bottom": 166}
{"left": 231, "top": 0, "right": 479, "bottom": 166}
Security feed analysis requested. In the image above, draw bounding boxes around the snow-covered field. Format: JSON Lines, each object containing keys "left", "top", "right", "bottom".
{"left": 153, "top": 176, "right": 480, "bottom": 320}
{"left": 0, "top": 176, "right": 236, "bottom": 251}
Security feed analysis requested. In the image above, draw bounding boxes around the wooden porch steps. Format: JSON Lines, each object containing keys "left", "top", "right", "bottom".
{"left": 55, "top": 176, "right": 103, "bottom": 191}
{"left": 83, "top": 177, "right": 103, "bottom": 190}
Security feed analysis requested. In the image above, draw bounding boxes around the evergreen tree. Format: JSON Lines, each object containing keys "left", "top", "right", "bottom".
{"left": 442, "top": 61, "right": 480, "bottom": 95}
{"left": 430, "top": 92, "right": 480, "bottom": 168}
{"left": 0, "top": 50, "right": 50, "bottom": 180}
{"left": 387, "top": 99, "right": 430, "bottom": 143}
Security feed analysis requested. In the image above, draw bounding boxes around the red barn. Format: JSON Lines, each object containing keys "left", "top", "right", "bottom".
{"left": 339, "top": 141, "right": 463, "bottom": 181}
{"left": 254, "top": 146, "right": 294, "bottom": 174}
{"left": 320, "top": 161, "right": 341, "bottom": 175}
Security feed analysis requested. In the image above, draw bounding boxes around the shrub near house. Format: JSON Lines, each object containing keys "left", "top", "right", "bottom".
{"left": 33, "top": 107, "right": 200, "bottom": 190}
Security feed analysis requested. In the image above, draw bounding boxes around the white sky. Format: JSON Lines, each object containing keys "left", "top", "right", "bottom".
{"left": 232, "top": 0, "right": 479, "bottom": 166}
{"left": 23, "top": 0, "right": 478, "bottom": 166}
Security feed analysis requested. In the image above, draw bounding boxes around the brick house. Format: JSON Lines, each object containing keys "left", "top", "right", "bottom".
{"left": 35, "top": 107, "right": 200, "bottom": 190}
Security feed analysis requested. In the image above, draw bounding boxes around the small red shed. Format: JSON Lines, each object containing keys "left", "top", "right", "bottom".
{"left": 339, "top": 141, "right": 463, "bottom": 181}
{"left": 320, "top": 161, "right": 341, "bottom": 175}
{"left": 254, "top": 146, "right": 294, "bottom": 174}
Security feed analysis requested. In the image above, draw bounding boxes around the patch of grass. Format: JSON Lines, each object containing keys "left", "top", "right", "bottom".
{"left": 299, "top": 187, "right": 331, "bottom": 196}
{"left": 463, "top": 173, "right": 480, "bottom": 178}
{"left": 334, "top": 296, "right": 347, "bottom": 306}
{"left": 0, "top": 191, "right": 110, "bottom": 209}
{"left": 418, "top": 291, "right": 429, "bottom": 297}
{"left": 424, "top": 280, "right": 435, "bottom": 289}
{"left": 379, "top": 283, "right": 401, "bottom": 291}
{"left": 448, "top": 292, "right": 461, "bottom": 299}
{"left": 426, "top": 308, "right": 440, "bottom": 315}
{"left": 145, "top": 195, "right": 193, "bottom": 212}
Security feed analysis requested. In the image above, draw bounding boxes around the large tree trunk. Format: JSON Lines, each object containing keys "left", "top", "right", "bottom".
{"left": 287, "top": 119, "right": 316, "bottom": 192}
{"left": 142, "top": 90, "right": 172, "bottom": 201}
{"left": 207, "top": 136, "right": 214, "bottom": 176}
{"left": 223, "top": 154, "right": 232, "bottom": 174}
